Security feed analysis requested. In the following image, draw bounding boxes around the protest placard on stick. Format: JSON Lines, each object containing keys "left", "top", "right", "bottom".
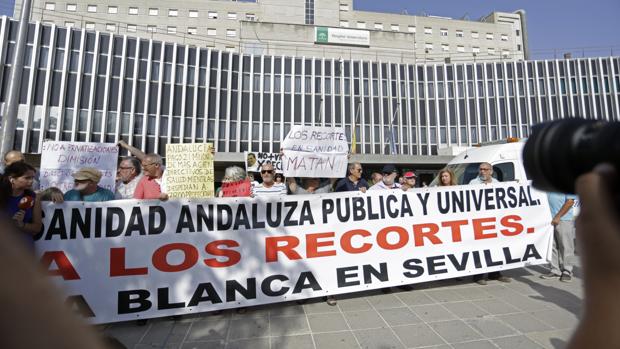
{"left": 281, "top": 125, "right": 348, "bottom": 178}
{"left": 165, "top": 143, "right": 214, "bottom": 198}
{"left": 40, "top": 141, "right": 118, "bottom": 193}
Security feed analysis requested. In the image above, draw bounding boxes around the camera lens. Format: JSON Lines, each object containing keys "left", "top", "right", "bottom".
{"left": 523, "top": 118, "right": 620, "bottom": 194}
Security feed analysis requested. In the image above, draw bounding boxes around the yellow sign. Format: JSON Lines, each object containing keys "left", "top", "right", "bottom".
{"left": 165, "top": 143, "right": 215, "bottom": 198}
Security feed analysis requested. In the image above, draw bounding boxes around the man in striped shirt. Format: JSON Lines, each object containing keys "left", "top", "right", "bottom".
{"left": 252, "top": 162, "right": 287, "bottom": 197}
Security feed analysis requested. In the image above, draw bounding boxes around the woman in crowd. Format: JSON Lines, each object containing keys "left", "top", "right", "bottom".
{"left": 438, "top": 168, "right": 457, "bottom": 186}
{"left": 218, "top": 166, "right": 251, "bottom": 198}
{"left": 1, "top": 162, "right": 43, "bottom": 248}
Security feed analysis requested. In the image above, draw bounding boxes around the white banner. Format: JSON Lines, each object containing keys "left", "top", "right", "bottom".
{"left": 245, "top": 152, "right": 284, "bottom": 173}
{"left": 40, "top": 141, "right": 118, "bottom": 193}
{"left": 281, "top": 125, "right": 348, "bottom": 178}
{"left": 36, "top": 182, "right": 552, "bottom": 324}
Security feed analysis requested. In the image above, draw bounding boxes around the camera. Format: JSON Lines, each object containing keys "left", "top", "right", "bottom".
{"left": 522, "top": 118, "right": 620, "bottom": 194}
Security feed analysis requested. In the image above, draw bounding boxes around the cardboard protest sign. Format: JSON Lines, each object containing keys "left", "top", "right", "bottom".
{"left": 245, "top": 152, "right": 283, "bottom": 173}
{"left": 165, "top": 143, "right": 215, "bottom": 198}
{"left": 281, "top": 126, "right": 348, "bottom": 178}
{"left": 221, "top": 179, "right": 252, "bottom": 197}
{"left": 38, "top": 182, "right": 552, "bottom": 324}
{"left": 40, "top": 141, "right": 118, "bottom": 193}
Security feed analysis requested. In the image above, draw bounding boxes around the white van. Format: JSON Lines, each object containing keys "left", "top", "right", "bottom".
{"left": 431, "top": 139, "right": 528, "bottom": 185}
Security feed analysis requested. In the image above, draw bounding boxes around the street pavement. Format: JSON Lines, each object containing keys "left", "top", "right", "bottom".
{"left": 102, "top": 265, "right": 583, "bottom": 349}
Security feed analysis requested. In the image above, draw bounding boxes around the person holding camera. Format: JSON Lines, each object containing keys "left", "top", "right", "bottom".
{"left": 540, "top": 193, "right": 576, "bottom": 282}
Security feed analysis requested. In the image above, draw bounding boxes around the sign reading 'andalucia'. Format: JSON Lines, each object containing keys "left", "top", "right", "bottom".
{"left": 315, "top": 27, "right": 370, "bottom": 47}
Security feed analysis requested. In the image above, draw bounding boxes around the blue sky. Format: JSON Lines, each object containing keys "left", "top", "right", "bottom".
{"left": 0, "top": 0, "right": 617, "bottom": 59}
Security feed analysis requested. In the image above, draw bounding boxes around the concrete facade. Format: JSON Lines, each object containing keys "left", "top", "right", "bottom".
{"left": 0, "top": 18, "right": 618, "bottom": 164}
{"left": 13, "top": 0, "right": 527, "bottom": 64}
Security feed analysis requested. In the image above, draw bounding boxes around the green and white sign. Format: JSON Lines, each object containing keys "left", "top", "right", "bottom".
{"left": 314, "top": 27, "right": 370, "bottom": 47}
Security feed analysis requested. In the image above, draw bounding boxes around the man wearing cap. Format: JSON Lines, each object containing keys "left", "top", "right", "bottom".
{"left": 369, "top": 164, "right": 401, "bottom": 190}
{"left": 64, "top": 168, "right": 115, "bottom": 202}
{"left": 401, "top": 171, "right": 417, "bottom": 191}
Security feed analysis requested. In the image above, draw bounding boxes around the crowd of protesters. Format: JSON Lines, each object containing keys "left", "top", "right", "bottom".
{"left": 1, "top": 143, "right": 578, "bottom": 304}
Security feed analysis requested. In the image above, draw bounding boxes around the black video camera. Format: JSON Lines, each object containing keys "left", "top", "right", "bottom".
{"left": 523, "top": 118, "right": 620, "bottom": 194}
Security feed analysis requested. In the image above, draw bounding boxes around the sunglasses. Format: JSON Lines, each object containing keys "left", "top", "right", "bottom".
{"left": 261, "top": 170, "right": 274, "bottom": 174}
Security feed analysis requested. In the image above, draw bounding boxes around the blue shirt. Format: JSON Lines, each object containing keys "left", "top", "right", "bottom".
{"left": 334, "top": 177, "right": 369, "bottom": 192}
{"left": 547, "top": 192, "right": 577, "bottom": 221}
{"left": 64, "top": 186, "right": 115, "bottom": 202}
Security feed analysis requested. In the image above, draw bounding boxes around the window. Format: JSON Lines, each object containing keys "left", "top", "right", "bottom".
{"left": 168, "top": 9, "right": 178, "bottom": 17}
{"left": 128, "top": 7, "right": 138, "bottom": 15}
{"left": 149, "top": 8, "right": 158, "bottom": 16}
{"left": 228, "top": 12, "right": 237, "bottom": 20}
{"left": 502, "top": 50, "right": 510, "bottom": 58}
{"left": 187, "top": 27, "right": 197, "bottom": 35}
{"left": 472, "top": 31, "right": 479, "bottom": 38}
{"left": 472, "top": 46, "right": 480, "bottom": 53}
{"left": 127, "top": 24, "right": 137, "bottom": 32}
{"left": 108, "top": 6, "right": 117, "bottom": 14}
{"left": 45, "top": 2, "right": 55, "bottom": 10}
{"left": 147, "top": 25, "right": 156, "bottom": 33}
{"left": 66, "top": 3, "right": 76, "bottom": 11}
{"left": 442, "top": 44, "right": 449, "bottom": 51}
{"left": 457, "top": 45, "right": 465, "bottom": 52}
{"left": 486, "top": 33, "right": 494, "bottom": 40}
{"left": 207, "top": 28, "right": 217, "bottom": 36}
{"left": 440, "top": 29, "right": 448, "bottom": 36}
{"left": 488, "top": 48, "right": 496, "bottom": 55}
{"left": 167, "top": 26, "right": 177, "bottom": 34}
{"left": 456, "top": 30, "right": 464, "bottom": 37}
{"left": 225, "top": 46, "right": 235, "bottom": 53}
{"left": 391, "top": 24, "right": 399, "bottom": 31}
{"left": 305, "top": 0, "right": 314, "bottom": 25}
{"left": 374, "top": 23, "right": 383, "bottom": 30}
{"left": 226, "top": 29, "right": 236, "bottom": 37}
{"left": 408, "top": 26, "right": 416, "bottom": 33}
{"left": 424, "top": 27, "right": 432, "bottom": 34}
{"left": 208, "top": 11, "right": 218, "bottom": 19}
{"left": 189, "top": 10, "right": 198, "bottom": 18}
{"left": 339, "top": 4, "right": 349, "bottom": 11}
{"left": 340, "top": 20, "right": 349, "bottom": 27}
{"left": 425, "top": 43, "right": 434, "bottom": 50}
{"left": 517, "top": 44, "right": 522, "bottom": 51}
{"left": 357, "top": 21, "right": 366, "bottom": 29}
{"left": 246, "top": 13, "right": 256, "bottom": 21}
{"left": 85, "top": 22, "right": 95, "bottom": 30}
{"left": 87, "top": 5, "right": 97, "bottom": 12}
{"left": 106, "top": 23, "right": 116, "bottom": 32}
{"left": 516, "top": 29, "right": 520, "bottom": 36}
{"left": 65, "top": 21, "right": 74, "bottom": 27}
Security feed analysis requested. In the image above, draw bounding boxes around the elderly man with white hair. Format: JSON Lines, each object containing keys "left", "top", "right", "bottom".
{"left": 133, "top": 153, "right": 168, "bottom": 200}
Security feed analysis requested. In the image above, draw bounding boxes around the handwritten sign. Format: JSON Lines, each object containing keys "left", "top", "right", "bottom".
{"left": 221, "top": 179, "right": 252, "bottom": 197}
{"left": 40, "top": 141, "right": 118, "bottom": 193}
{"left": 245, "top": 152, "right": 283, "bottom": 173}
{"left": 281, "top": 126, "right": 348, "bottom": 178}
{"left": 165, "top": 143, "right": 215, "bottom": 198}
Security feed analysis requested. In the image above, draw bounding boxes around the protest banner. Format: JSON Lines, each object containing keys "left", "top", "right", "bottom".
{"left": 245, "top": 152, "right": 283, "bottom": 173}
{"left": 40, "top": 141, "right": 118, "bottom": 193}
{"left": 281, "top": 125, "right": 348, "bottom": 178}
{"left": 37, "top": 182, "right": 552, "bottom": 324}
{"left": 165, "top": 143, "right": 215, "bottom": 198}
{"left": 221, "top": 179, "right": 252, "bottom": 197}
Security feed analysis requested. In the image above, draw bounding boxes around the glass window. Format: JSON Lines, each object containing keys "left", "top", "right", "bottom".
{"left": 187, "top": 27, "right": 197, "bottom": 35}
{"left": 87, "top": 5, "right": 97, "bottom": 12}
{"left": 128, "top": 7, "right": 138, "bottom": 15}
{"left": 66, "top": 4, "right": 76, "bottom": 11}
{"left": 208, "top": 11, "right": 218, "bottom": 19}
{"left": 207, "top": 28, "right": 216, "bottom": 36}
{"left": 44, "top": 2, "right": 55, "bottom": 10}
{"left": 226, "top": 29, "right": 236, "bottom": 37}
{"left": 189, "top": 10, "right": 198, "bottom": 18}
{"left": 108, "top": 6, "right": 117, "bottom": 14}
{"left": 228, "top": 12, "right": 237, "bottom": 20}
{"left": 391, "top": 24, "right": 399, "bottom": 31}
{"left": 168, "top": 9, "right": 178, "bottom": 16}
{"left": 375, "top": 23, "right": 383, "bottom": 30}
{"left": 149, "top": 8, "right": 158, "bottom": 16}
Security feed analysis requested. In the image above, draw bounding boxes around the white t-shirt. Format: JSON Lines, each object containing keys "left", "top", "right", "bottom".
{"left": 252, "top": 182, "right": 287, "bottom": 196}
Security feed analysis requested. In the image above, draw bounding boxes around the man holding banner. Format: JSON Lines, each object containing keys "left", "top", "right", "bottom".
{"left": 334, "top": 162, "right": 369, "bottom": 193}
{"left": 369, "top": 164, "right": 401, "bottom": 190}
{"left": 252, "top": 162, "right": 287, "bottom": 197}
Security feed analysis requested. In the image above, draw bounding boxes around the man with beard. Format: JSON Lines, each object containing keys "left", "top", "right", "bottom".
{"left": 64, "top": 168, "right": 115, "bottom": 202}
{"left": 115, "top": 157, "right": 143, "bottom": 199}
{"left": 369, "top": 164, "right": 401, "bottom": 190}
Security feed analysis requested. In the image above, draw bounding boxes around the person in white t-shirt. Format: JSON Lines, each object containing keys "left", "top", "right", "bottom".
{"left": 252, "top": 162, "right": 287, "bottom": 197}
